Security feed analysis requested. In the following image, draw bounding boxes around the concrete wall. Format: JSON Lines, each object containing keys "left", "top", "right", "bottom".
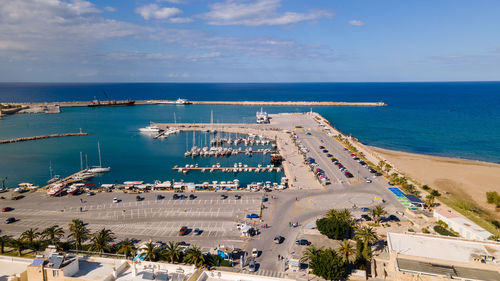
{"left": 197, "top": 270, "right": 295, "bottom": 281}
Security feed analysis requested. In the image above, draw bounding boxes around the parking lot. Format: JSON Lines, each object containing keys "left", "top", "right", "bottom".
{"left": 0, "top": 191, "right": 262, "bottom": 250}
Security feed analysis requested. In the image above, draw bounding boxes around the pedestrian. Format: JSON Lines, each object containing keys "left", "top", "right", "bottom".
{"left": 278, "top": 254, "right": 280, "bottom": 260}
{"left": 79, "top": 207, "right": 82, "bottom": 212}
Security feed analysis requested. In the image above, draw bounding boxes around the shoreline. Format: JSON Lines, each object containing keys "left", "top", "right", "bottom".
{"left": 4, "top": 100, "right": 387, "bottom": 108}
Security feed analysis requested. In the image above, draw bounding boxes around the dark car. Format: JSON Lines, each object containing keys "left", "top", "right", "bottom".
{"left": 2, "top": 207, "right": 13, "bottom": 212}
{"left": 220, "top": 194, "right": 227, "bottom": 199}
{"left": 295, "top": 239, "right": 311, "bottom": 246}
{"left": 136, "top": 195, "right": 144, "bottom": 201}
{"left": 234, "top": 194, "right": 241, "bottom": 199}
{"left": 246, "top": 213, "right": 259, "bottom": 219}
{"left": 248, "top": 260, "right": 257, "bottom": 272}
{"left": 361, "top": 214, "right": 372, "bottom": 221}
{"left": 156, "top": 195, "right": 165, "bottom": 200}
{"left": 179, "top": 226, "right": 188, "bottom": 236}
{"left": 274, "top": 235, "right": 283, "bottom": 244}
{"left": 172, "top": 194, "right": 179, "bottom": 200}
{"left": 319, "top": 146, "right": 325, "bottom": 149}
{"left": 189, "top": 194, "right": 196, "bottom": 200}
{"left": 326, "top": 154, "right": 333, "bottom": 157}
{"left": 178, "top": 194, "right": 186, "bottom": 200}
{"left": 322, "top": 149, "right": 328, "bottom": 153}
{"left": 5, "top": 217, "right": 15, "bottom": 224}
{"left": 388, "top": 214, "right": 400, "bottom": 222}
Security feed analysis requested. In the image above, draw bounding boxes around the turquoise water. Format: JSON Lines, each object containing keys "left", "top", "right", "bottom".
{"left": 1, "top": 82, "right": 500, "bottom": 186}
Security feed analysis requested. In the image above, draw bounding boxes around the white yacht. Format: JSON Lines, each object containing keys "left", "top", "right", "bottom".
{"left": 256, "top": 108, "right": 269, "bottom": 124}
{"left": 175, "top": 98, "right": 192, "bottom": 105}
{"left": 88, "top": 141, "right": 111, "bottom": 173}
{"left": 139, "top": 125, "right": 161, "bottom": 133}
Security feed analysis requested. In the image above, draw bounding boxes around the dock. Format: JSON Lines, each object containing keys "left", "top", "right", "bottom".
{"left": 0, "top": 132, "right": 89, "bottom": 144}
{"left": 173, "top": 166, "right": 282, "bottom": 173}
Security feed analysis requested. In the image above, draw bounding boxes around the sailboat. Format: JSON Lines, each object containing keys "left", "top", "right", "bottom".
{"left": 47, "top": 161, "right": 61, "bottom": 184}
{"left": 88, "top": 142, "right": 111, "bottom": 173}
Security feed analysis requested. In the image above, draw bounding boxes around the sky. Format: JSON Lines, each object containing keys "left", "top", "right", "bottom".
{"left": 0, "top": 0, "right": 499, "bottom": 82}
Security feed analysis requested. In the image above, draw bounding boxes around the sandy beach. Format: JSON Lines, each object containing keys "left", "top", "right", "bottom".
{"left": 371, "top": 146, "right": 500, "bottom": 219}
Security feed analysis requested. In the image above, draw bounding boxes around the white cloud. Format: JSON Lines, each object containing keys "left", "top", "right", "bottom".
{"left": 169, "top": 17, "right": 193, "bottom": 23}
{"left": 348, "top": 20, "right": 364, "bottom": 26}
{"left": 202, "top": 0, "right": 332, "bottom": 26}
{"left": 167, "top": 72, "right": 189, "bottom": 78}
{"left": 159, "top": 0, "right": 186, "bottom": 4}
{"left": 0, "top": 40, "right": 28, "bottom": 51}
{"left": 104, "top": 6, "right": 116, "bottom": 12}
{"left": 136, "top": 4, "right": 182, "bottom": 20}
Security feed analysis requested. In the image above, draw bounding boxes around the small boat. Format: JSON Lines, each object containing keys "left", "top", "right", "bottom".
{"left": 47, "top": 183, "right": 66, "bottom": 196}
{"left": 67, "top": 184, "right": 82, "bottom": 195}
{"left": 18, "top": 183, "right": 39, "bottom": 190}
{"left": 139, "top": 125, "right": 161, "bottom": 133}
{"left": 47, "top": 161, "right": 60, "bottom": 184}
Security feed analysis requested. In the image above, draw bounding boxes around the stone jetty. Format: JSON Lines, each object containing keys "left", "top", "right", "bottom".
{"left": 0, "top": 132, "right": 89, "bottom": 144}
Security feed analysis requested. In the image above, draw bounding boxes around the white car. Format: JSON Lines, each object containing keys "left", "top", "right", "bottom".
{"left": 113, "top": 197, "right": 119, "bottom": 203}
{"left": 252, "top": 248, "right": 258, "bottom": 258}
{"left": 366, "top": 179, "right": 372, "bottom": 183}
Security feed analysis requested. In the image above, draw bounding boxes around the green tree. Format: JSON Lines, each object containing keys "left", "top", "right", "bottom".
{"left": 117, "top": 239, "right": 137, "bottom": 259}
{"left": 11, "top": 238, "right": 25, "bottom": 256}
{"left": 68, "top": 219, "right": 90, "bottom": 250}
{"left": 371, "top": 205, "right": 387, "bottom": 224}
{"left": 354, "top": 226, "right": 378, "bottom": 260}
{"left": 184, "top": 246, "right": 205, "bottom": 268}
{"left": 430, "top": 189, "right": 441, "bottom": 197}
{"left": 41, "top": 225, "right": 65, "bottom": 245}
{"left": 20, "top": 228, "right": 39, "bottom": 244}
{"left": 318, "top": 209, "right": 356, "bottom": 240}
{"left": 164, "top": 241, "right": 181, "bottom": 263}
{"left": 384, "top": 163, "right": 392, "bottom": 172}
{"left": 310, "top": 248, "right": 347, "bottom": 280}
{"left": 425, "top": 194, "right": 436, "bottom": 209}
{"left": 300, "top": 245, "right": 323, "bottom": 264}
{"left": 144, "top": 242, "right": 158, "bottom": 261}
{"left": 0, "top": 235, "right": 10, "bottom": 254}
{"left": 89, "top": 228, "right": 115, "bottom": 253}
{"left": 337, "top": 240, "right": 356, "bottom": 265}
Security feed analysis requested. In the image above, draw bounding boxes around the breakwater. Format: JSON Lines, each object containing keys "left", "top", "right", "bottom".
{"left": 8, "top": 100, "right": 387, "bottom": 108}
{"left": 0, "top": 132, "right": 89, "bottom": 144}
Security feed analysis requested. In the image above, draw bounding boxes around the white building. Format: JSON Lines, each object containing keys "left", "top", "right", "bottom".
{"left": 434, "top": 209, "right": 492, "bottom": 241}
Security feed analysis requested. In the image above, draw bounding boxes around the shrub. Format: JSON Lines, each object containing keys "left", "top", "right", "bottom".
{"left": 437, "top": 220, "right": 449, "bottom": 228}
{"left": 422, "top": 185, "right": 430, "bottom": 191}
{"left": 430, "top": 189, "right": 441, "bottom": 197}
{"left": 310, "top": 249, "right": 347, "bottom": 280}
{"left": 316, "top": 217, "right": 353, "bottom": 240}
{"left": 407, "top": 228, "right": 415, "bottom": 232}
{"left": 486, "top": 191, "right": 500, "bottom": 205}
{"left": 422, "top": 228, "right": 430, "bottom": 234}
{"left": 434, "top": 225, "right": 458, "bottom": 237}
{"left": 491, "top": 220, "right": 500, "bottom": 229}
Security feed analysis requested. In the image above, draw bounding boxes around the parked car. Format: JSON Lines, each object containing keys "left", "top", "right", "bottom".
{"left": 135, "top": 195, "right": 144, "bottom": 201}
{"left": 179, "top": 226, "right": 188, "bottom": 236}
{"left": 234, "top": 194, "right": 241, "bottom": 199}
{"left": 156, "top": 195, "right": 165, "bottom": 200}
{"left": 193, "top": 228, "right": 201, "bottom": 235}
{"left": 5, "top": 217, "right": 15, "bottom": 224}
{"left": 322, "top": 149, "right": 328, "bottom": 153}
{"left": 319, "top": 146, "right": 325, "bottom": 149}
{"left": 366, "top": 179, "right": 372, "bottom": 183}
{"left": 388, "top": 214, "right": 400, "bottom": 222}
{"left": 361, "top": 207, "right": 371, "bottom": 212}
{"left": 220, "top": 194, "right": 227, "bottom": 199}
{"left": 248, "top": 260, "right": 257, "bottom": 272}
{"left": 189, "top": 194, "right": 196, "bottom": 200}
{"left": 274, "top": 235, "right": 283, "bottom": 244}
{"left": 295, "top": 239, "right": 311, "bottom": 246}
{"left": 172, "top": 194, "right": 179, "bottom": 200}
{"left": 252, "top": 248, "right": 259, "bottom": 258}
{"left": 2, "top": 207, "right": 13, "bottom": 212}
{"left": 112, "top": 197, "right": 119, "bottom": 203}
{"left": 246, "top": 213, "right": 259, "bottom": 219}
{"left": 361, "top": 214, "right": 372, "bottom": 221}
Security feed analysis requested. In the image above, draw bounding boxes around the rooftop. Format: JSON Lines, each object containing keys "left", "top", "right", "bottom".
{"left": 387, "top": 232, "right": 500, "bottom": 264}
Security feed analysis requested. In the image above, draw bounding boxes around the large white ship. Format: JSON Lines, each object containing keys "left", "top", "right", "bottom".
{"left": 256, "top": 108, "right": 269, "bottom": 124}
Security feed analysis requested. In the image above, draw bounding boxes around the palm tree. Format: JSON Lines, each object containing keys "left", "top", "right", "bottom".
{"left": 0, "top": 235, "right": 10, "bottom": 254}
{"left": 164, "top": 241, "right": 181, "bottom": 263}
{"left": 425, "top": 194, "right": 436, "bottom": 209}
{"left": 337, "top": 240, "right": 356, "bottom": 265}
{"left": 89, "top": 228, "right": 115, "bottom": 254}
{"left": 371, "top": 205, "right": 387, "bottom": 224}
{"left": 144, "top": 241, "right": 157, "bottom": 261}
{"left": 300, "top": 245, "right": 323, "bottom": 264}
{"left": 185, "top": 246, "right": 205, "bottom": 268}
{"left": 68, "top": 219, "right": 90, "bottom": 250}
{"left": 41, "top": 225, "right": 65, "bottom": 245}
{"left": 11, "top": 238, "right": 25, "bottom": 256}
{"left": 20, "top": 228, "right": 39, "bottom": 244}
{"left": 117, "top": 239, "right": 137, "bottom": 259}
{"left": 354, "top": 226, "right": 378, "bottom": 260}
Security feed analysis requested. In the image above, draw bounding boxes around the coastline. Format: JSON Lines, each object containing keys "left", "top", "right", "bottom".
{"left": 369, "top": 146, "right": 500, "bottom": 220}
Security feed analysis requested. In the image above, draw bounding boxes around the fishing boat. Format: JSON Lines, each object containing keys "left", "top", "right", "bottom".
{"left": 88, "top": 142, "right": 111, "bottom": 173}
{"left": 67, "top": 183, "right": 83, "bottom": 195}
{"left": 18, "top": 183, "right": 39, "bottom": 190}
{"left": 47, "top": 183, "right": 66, "bottom": 196}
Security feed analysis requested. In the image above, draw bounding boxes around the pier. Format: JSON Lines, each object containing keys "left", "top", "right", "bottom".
{"left": 0, "top": 132, "right": 89, "bottom": 144}
{"left": 173, "top": 165, "right": 282, "bottom": 173}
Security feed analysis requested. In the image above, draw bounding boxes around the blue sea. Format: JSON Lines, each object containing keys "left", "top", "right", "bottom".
{"left": 1, "top": 82, "right": 500, "bottom": 187}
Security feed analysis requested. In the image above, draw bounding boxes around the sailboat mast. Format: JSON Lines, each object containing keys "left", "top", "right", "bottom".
{"left": 80, "top": 152, "right": 83, "bottom": 171}
{"left": 97, "top": 141, "right": 102, "bottom": 167}
{"left": 49, "top": 161, "right": 53, "bottom": 178}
